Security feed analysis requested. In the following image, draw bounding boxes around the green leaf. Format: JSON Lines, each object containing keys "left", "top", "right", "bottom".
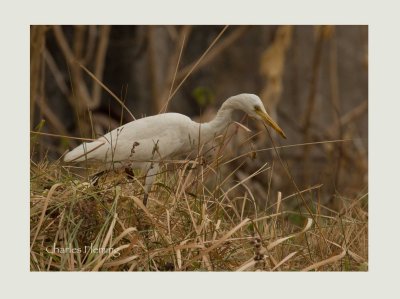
{"left": 192, "top": 87, "right": 215, "bottom": 107}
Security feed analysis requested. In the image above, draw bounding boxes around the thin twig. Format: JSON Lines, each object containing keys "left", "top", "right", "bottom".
{"left": 175, "top": 26, "right": 247, "bottom": 81}
{"left": 78, "top": 63, "right": 136, "bottom": 121}
{"left": 166, "top": 25, "right": 229, "bottom": 105}
{"left": 301, "top": 25, "right": 326, "bottom": 185}
{"left": 159, "top": 26, "right": 190, "bottom": 113}
{"left": 326, "top": 100, "right": 368, "bottom": 137}
{"left": 35, "top": 97, "right": 69, "bottom": 136}
{"left": 263, "top": 124, "right": 330, "bottom": 249}
{"left": 82, "top": 25, "right": 97, "bottom": 64}
{"left": 30, "top": 131, "right": 98, "bottom": 142}
{"left": 328, "top": 27, "right": 343, "bottom": 195}
{"left": 53, "top": 25, "right": 93, "bottom": 112}
{"left": 92, "top": 25, "right": 111, "bottom": 108}
{"left": 43, "top": 48, "right": 69, "bottom": 97}
{"left": 147, "top": 26, "right": 161, "bottom": 113}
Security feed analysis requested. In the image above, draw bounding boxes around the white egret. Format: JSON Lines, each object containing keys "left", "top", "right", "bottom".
{"left": 64, "top": 93, "right": 286, "bottom": 204}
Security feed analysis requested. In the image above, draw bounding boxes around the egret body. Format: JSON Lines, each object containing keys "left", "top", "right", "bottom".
{"left": 64, "top": 93, "right": 286, "bottom": 204}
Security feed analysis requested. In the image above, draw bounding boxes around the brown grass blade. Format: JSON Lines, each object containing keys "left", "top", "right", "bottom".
{"left": 302, "top": 250, "right": 346, "bottom": 271}
{"left": 78, "top": 63, "right": 136, "bottom": 121}
{"left": 30, "top": 183, "right": 63, "bottom": 251}
{"left": 182, "top": 218, "right": 250, "bottom": 269}
{"left": 236, "top": 258, "right": 256, "bottom": 272}
{"left": 103, "top": 254, "right": 139, "bottom": 268}
{"left": 272, "top": 251, "right": 298, "bottom": 271}
{"left": 267, "top": 218, "right": 313, "bottom": 251}
{"left": 166, "top": 25, "right": 229, "bottom": 103}
{"left": 30, "top": 130, "right": 98, "bottom": 142}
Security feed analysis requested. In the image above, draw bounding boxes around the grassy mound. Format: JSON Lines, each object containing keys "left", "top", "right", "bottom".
{"left": 30, "top": 156, "right": 367, "bottom": 271}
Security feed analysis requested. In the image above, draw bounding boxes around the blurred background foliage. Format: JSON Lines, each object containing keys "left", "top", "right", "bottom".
{"left": 30, "top": 25, "right": 368, "bottom": 209}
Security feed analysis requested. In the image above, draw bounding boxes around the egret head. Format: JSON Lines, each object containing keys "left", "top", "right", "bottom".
{"left": 230, "top": 94, "right": 287, "bottom": 139}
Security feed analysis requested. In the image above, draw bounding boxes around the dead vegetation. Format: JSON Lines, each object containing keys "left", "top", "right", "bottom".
{"left": 30, "top": 139, "right": 368, "bottom": 271}
{"left": 30, "top": 25, "right": 368, "bottom": 271}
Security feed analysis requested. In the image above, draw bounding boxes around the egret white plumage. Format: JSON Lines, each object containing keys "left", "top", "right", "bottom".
{"left": 64, "top": 93, "right": 286, "bottom": 204}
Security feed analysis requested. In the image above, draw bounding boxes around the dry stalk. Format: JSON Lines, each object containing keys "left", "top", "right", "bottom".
{"left": 301, "top": 25, "right": 326, "bottom": 185}
{"left": 175, "top": 26, "right": 247, "bottom": 81}
{"left": 30, "top": 26, "right": 47, "bottom": 128}
{"left": 159, "top": 26, "right": 191, "bottom": 113}
{"left": 91, "top": 25, "right": 111, "bottom": 108}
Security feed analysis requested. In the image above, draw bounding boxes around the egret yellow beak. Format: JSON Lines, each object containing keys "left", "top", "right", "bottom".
{"left": 255, "top": 109, "right": 287, "bottom": 139}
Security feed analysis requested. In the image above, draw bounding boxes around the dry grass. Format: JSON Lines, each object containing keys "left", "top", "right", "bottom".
{"left": 30, "top": 142, "right": 368, "bottom": 271}
{"left": 30, "top": 25, "right": 368, "bottom": 271}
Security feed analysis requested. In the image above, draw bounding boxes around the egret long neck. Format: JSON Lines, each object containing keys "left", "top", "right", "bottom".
{"left": 198, "top": 98, "right": 237, "bottom": 142}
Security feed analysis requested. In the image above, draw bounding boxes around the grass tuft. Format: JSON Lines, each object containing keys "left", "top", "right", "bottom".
{"left": 30, "top": 152, "right": 368, "bottom": 271}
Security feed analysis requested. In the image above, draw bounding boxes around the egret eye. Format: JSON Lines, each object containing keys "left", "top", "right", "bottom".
{"left": 254, "top": 105, "right": 261, "bottom": 112}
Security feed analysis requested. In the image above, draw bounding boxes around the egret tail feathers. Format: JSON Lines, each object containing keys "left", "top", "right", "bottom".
{"left": 64, "top": 140, "right": 105, "bottom": 162}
